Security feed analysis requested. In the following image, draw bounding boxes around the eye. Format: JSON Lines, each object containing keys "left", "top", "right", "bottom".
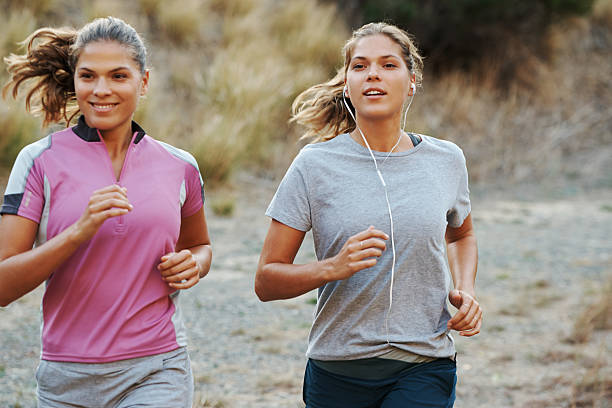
{"left": 113, "top": 73, "right": 128, "bottom": 80}
{"left": 78, "top": 72, "right": 93, "bottom": 79}
{"left": 384, "top": 63, "right": 398, "bottom": 68}
{"left": 352, "top": 63, "right": 365, "bottom": 70}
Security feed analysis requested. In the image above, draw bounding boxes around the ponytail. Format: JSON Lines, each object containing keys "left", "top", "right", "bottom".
{"left": 3, "top": 27, "right": 78, "bottom": 127}
{"left": 291, "top": 70, "right": 356, "bottom": 142}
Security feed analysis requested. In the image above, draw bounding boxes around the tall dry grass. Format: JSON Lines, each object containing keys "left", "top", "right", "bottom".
{"left": 0, "top": 5, "right": 45, "bottom": 168}
{"left": 406, "top": 5, "right": 612, "bottom": 184}
{"left": 0, "top": 0, "right": 610, "bottom": 188}
{"left": 134, "top": 0, "right": 348, "bottom": 185}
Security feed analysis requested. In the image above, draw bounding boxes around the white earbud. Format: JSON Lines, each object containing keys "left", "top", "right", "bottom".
{"left": 410, "top": 83, "right": 416, "bottom": 95}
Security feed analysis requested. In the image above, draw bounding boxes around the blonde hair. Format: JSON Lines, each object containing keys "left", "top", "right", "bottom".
{"left": 2, "top": 17, "right": 147, "bottom": 127}
{"left": 291, "top": 22, "right": 424, "bottom": 142}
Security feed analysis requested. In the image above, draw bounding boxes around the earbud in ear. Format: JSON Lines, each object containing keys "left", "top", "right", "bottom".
{"left": 343, "top": 85, "right": 349, "bottom": 98}
{"left": 410, "top": 83, "right": 416, "bottom": 95}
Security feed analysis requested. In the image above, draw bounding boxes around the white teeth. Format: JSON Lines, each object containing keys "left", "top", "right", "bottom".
{"left": 92, "top": 104, "right": 115, "bottom": 110}
{"left": 365, "top": 90, "right": 384, "bottom": 95}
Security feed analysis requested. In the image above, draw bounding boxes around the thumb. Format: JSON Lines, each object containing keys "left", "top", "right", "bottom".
{"left": 448, "top": 289, "right": 462, "bottom": 307}
{"left": 160, "top": 252, "right": 175, "bottom": 262}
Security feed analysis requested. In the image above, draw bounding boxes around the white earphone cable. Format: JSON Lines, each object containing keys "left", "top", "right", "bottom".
{"left": 342, "top": 88, "right": 409, "bottom": 344}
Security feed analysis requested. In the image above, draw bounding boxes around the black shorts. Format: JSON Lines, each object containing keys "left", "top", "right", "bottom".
{"left": 303, "top": 357, "right": 457, "bottom": 408}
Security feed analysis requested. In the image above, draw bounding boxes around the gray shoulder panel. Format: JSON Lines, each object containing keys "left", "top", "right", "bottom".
{"left": 3, "top": 135, "right": 52, "bottom": 195}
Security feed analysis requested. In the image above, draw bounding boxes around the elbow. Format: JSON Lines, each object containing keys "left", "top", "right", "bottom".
{"left": 0, "top": 292, "right": 14, "bottom": 308}
{"left": 0, "top": 283, "right": 12, "bottom": 307}
{"left": 254, "top": 265, "right": 274, "bottom": 302}
{"left": 255, "top": 289, "right": 272, "bottom": 303}
{"left": 254, "top": 279, "right": 272, "bottom": 302}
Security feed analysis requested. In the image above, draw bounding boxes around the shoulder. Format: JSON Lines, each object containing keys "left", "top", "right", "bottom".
{"left": 420, "top": 135, "right": 466, "bottom": 162}
{"left": 145, "top": 137, "right": 201, "bottom": 172}
{"left": 294, "top": 135, "right": 352, "bottom": 164}
{"left": 14, "top": 133, "right": 55, "bottom": 167}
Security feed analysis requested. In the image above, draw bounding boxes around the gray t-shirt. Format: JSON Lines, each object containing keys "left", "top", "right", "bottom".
{"left": 266, "top": 133, "right": 471, "bottom": 360}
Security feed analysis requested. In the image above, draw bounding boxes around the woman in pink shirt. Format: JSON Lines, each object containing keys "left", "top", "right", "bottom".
{"left": 0, "top": 17, "right": 211, "bottom": 407}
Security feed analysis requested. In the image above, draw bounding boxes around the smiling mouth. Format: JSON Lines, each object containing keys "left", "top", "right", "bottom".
{"left": 90, "top": 103, "right": 118, "bottom": 112}
{"left": 363, "top": 90, "right": 386, "bottom": 96}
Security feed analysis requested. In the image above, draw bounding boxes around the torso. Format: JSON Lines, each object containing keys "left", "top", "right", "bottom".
{"left": 0, "top": 118, "right": 204, "bottom": 362}
{"left": 266, "top": 133, "right": 471, "bottom": 361}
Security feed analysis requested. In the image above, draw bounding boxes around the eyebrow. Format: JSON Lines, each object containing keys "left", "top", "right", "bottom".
{"left": 77, "top": 66, "right": 132, "bottom": 72}
{"left": 351, "top": 54, "right": 401, "bottom": 61}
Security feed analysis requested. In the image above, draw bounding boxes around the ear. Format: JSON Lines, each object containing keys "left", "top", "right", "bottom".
{"left": 343, "top": 82, "right": 349, "bottom": 98}
{"left": 408, "top": 73, "right": 416, "bottom": 96}
{"left": 140, "top": 70, "right": 150, "bottom": 96}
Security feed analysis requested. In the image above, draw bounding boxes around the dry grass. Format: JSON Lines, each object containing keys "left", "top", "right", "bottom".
{"left": 594, "top": 0, "right": 612, "bottom": 24}
{"left": 256, "top": 370, "right": 301, "bottom": 392}
{"left": 0, "top": 104, "right": 42, "bottom": 169}
{"left": 498, "top": 278, "right": 563, "bottom": 317}
{"left": 0, "top": 6, "right": 45, "bottom": 168}
{"left": 566, "top": 276, "right": 612, "bottom": 344}
{"left": 210, "top": 195, "right": 236, "bottom": 216}
{"left": 196, "top": 395, "right": 230, "bottom": 408}
{"left": 570, "top": 346, "right": 612, "bottom": 408}
{"left": 134, "top": 0, "right": 348, "bottom": 186}
{"left": 407, "top": 2, "right": 612, "bottom": 184}
{"left": 0, "top": 0, "right": 610, "bottom": 188}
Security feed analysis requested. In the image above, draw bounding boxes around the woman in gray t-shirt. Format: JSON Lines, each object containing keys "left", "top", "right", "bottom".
{"left": 256, "top": 22, "right": 482, "bottom": 408}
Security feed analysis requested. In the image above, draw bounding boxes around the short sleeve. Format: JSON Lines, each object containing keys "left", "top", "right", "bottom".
{"left": 180, "top": 160, "right": 204, "bottom": 218}
{"left": 1, "top": 142, "right": 47, "bottom": 223}
{"left": 446, "top": 149, "right": 471, "bottom": 228}
{"left": 265, "top": 152, "right": 312, "bottom": 232}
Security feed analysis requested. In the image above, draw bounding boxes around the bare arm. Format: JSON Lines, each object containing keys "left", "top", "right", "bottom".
{"left": 445, "top": 213, "right": 482, "bottom": 336}
{"left": 158, "top": 207, "right": 212, "bottom": 290}
{"left": 255, "top": 219, "right": 388, "bottom": 302}
{"left": 0, "top": 185, "right": 132, "bottom": 306}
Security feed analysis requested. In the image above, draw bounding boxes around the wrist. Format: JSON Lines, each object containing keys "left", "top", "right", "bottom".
{"left": 455, "top": 286, "right": 476, "bottom": 297}
{"left": 65, "top": 222, "right": 88, "bottom": 248}
{"left": 318, "top": 257, "right": 336, "bottom": 283}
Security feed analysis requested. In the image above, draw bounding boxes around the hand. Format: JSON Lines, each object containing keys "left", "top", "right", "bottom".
{"left": 158, "top": 249, "right": 201, "bottom": 290}
{"left": 74, "top": 184, "right": 132, "bottom": 242}
{"left": 447, "top": 289, "right": 482, "bottom": 336}
{"left": 326, "top": 226, "right": 388, "bottom": 281}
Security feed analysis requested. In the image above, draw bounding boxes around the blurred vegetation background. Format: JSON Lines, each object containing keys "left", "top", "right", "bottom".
{"left": 0, "top": 0, "right": 610, "bottom": 190}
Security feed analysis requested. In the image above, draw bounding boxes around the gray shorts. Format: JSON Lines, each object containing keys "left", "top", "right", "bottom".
{"left": 36, "top": 347, "right": 193, "bottom": 408}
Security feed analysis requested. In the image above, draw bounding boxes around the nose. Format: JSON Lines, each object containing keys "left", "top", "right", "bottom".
{"left": 367, "top": 65, "right": 380, "bottom": 80}
{"left": 93, "top": 77, "right": 111, "bottom": 97}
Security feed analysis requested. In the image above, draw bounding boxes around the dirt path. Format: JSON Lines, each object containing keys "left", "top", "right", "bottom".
{"left": 1, "top": 179, "right": 610, "bottom": 407}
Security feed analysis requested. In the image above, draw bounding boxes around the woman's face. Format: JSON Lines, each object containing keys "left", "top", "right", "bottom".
{"left": 345, "top": 34, "right": 412, "bottom": 123}
{"left": 74, "top": 40, "right": 148, "bottom": 136}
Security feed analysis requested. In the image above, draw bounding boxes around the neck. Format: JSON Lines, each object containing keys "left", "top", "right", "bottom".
{"left": 99, "top": 123, "right": 133, "bottom": 158}
{"left": 350, "top": 115, "right": 405, "bottom": 152}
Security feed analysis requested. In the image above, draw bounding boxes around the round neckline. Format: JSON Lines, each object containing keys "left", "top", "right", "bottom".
{"left": 342, "top": 132, "right": 427, "bottom": 157}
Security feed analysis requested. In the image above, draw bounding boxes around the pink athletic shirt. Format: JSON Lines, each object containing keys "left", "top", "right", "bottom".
{"left": 1, "top": 116, "right": 204, "bottom": 363}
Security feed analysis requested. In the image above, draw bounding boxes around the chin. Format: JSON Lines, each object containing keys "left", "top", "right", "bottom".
{"left": 83, "top": 113, "right": 126, "bottom": 131}
{"left": 360, "top": 110, "right": 397, "bottom": 121}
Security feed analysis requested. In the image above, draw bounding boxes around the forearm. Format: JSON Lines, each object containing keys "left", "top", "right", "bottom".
{"left": 255, "top": 258, "right": 333, "bottom": 302}
{"left": 0, "top": 223, "right": 83, "bottom": 306}
{"left": 447, "top": 234, "right": 478, "bottom": 295}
